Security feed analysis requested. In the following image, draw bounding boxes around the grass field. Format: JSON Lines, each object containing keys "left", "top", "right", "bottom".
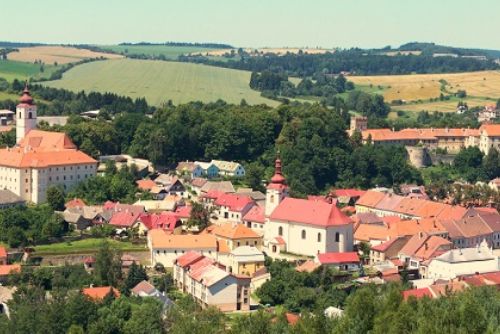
{"left": 99, "top": 45, "right": 226, "bottom": 60}
{"left": 0, "top": 60, "right": 56, "bottom": 82}
{"left": 34, "top": 238, "right": 146, "bottom": 255}
{"left": 349, "top": 70, "right": 500, "bottom": 102}
{"left": 393, "top": 96, "right": 494, "bottom": 113}
{"left": 8, "top": 46, "right": 122, "bottom": 65}
{"left": 43, "top": 58, "right": 278, "bottom": 106}
{"left": 0, "top": 91, "right": 20, "bottom": 101}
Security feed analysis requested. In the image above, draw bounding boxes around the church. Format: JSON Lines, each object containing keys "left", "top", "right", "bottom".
{"left": 263, "top": 157, "right": 354, "bottom": 257}
{"left": 0, "top": 85, "right": 97, "bottom": 204}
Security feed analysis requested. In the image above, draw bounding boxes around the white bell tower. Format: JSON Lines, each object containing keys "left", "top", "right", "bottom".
{"left": 265, "top": 155, "right": 288, "bottom": 217}
{"left": 16, "top": 83, "right": 37, "bottom": 143}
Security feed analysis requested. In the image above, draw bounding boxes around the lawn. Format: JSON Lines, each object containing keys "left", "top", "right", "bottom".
{"left": 43, "top": 58, "right": 279, "bottom": 106}
{"left": 99, "top": 44, "right": 227, "bottom": 60}
{"left": 34, "top": 238, "right": 146, "bottom": 255}
{"left": 0, "top": 60, "right": 56, "bottom": 82}
{"left": 349, "top": 70, "right": 500, "bottom": 102}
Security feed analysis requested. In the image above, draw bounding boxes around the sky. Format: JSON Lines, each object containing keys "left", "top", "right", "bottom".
{"left": 2, "top": 0, "right": 499, "bottom": 49}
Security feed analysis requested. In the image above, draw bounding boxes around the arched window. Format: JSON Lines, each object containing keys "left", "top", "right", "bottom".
{"left": 335, "top": 232, "right": 340, "bottom": 242}
{"left": 301, "top": 230, "right": 306, "bottom": 239}
{"left": 317, "top": 233, "right": 322, "bottom": 242}
{"left": 28, "top": 112, "right": 32, "bottom": 119}
{"left": 278, "top": 226, "right": 283, "bottom": 236}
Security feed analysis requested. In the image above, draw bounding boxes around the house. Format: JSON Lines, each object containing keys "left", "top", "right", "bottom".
{"left": 136, "top": 179, "right": 156, "bottom": 192}
{"left": 331, "top": 188, "right": 366, "bottom": 205}
{"left": 173, "top": 251, "right": 251, "bottom": 311}
{"left": 210, "top": 224, "right": 263, "bottom": 250}
{"left": 152, "top": 175, "right": 186, "bottom": 198}
{"left": 0, "top": 247, "right": 7, "bottom": 265}
{"left": 264, "top": 158, "right": 354, "bottom": 257}
{"left": 135, "top": 211, "right": 183, "bottom": 236}
{"left": 176, "top": 161, "right": 204, "bottom": 179}
{"left": 0, "top": 190, "right": 26, "bottom": 209}
{"left": 402, "top": 287, "right": 433, "bottom": 301}
{"left": 195, "top": 162, "right": 220, "bottom": 178}
{"left": 399, "top": 184, "right": 429, "bottom": 200}
{"left": 148, "top": 230, "right": 218, "bottom": 267}
{"left": 109, "top": 211, "right": 143, "bottom": 229}
{"left": 211, "top": 160, "right": 246, "bottom": 177}
{"left": 62, "top": 210, "right": 91, "bottom": 231}
{"left": 131, "top": 280, "right": 174, "bottom": 309}
{"left": 0, "top": 264, "right": 21, "bottom": 284}
{"left": 228, "top": 246, "right": 265, "bottom": 276}
{"left": 103, "top": 201, "right": 145, "bottom": 214}
{"left": 189, "top": 178, "right": 208, "bottom": 195}
{"left": 315, "top": 252, "right": 360, "bottom": 272}
{"left": 296, "top": 260, "right": 320, "bottom": 273}
{"left": 65, "top": 198, "right": 86, "bottom": 209}
{"left": 427, "top": 240, "right": 500, "bottom": 280}
{"left": 0, "top": 86, "right": 97, "bottom": 204}
{"left": 214, "top": 193, "right": 255, "bottom": 223}
{"left": 479, "top": 124, "right": 500, "bottom": 154}
{"left": 243, "top": 205, "right": 266, "bottom": 233}
{"left": 369, "top": 236, "right": 410, "bottom": 265}
{"left": 478, "top": 105, "right": 499, "bottom": 123}
{"left": 200, "top": 181, "right": 235, "bottom": 194}
{"left": 397, "top": 232, "right": 452, "bottom": 275}
{"left": 441, "top": 208, "right": 500, "bottom": 248}
{"left": 236, "top": 188, "right": 266, "bottom": 207}
{"left": 82, "top": 286, "right": 120, "bottom": 301}
{"left": 489, "top": 178, "right": 500, "bottom": 191}
{"left": 134, "top": 199, "right": 178, "bottom": 213}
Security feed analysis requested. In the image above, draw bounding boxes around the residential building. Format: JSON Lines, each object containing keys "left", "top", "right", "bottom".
{"left": 189, "top": 178, "right": 208, "bottom": 195}
{"left": 152, "top": 175, "right": 186, "bottom": 198}
{"left": 148, "top": 230, "right": 218, "bottom": 267}
{"left": 243, "top": 205, "right": 266, "bottom": 233}
{"left": 0, "top": 189, "right": 25, "bottom": 208}
{"left": 330, "top": 188, "right": 366, "bottom": 205}
{"left": 314, "top": 252, "right": 361, "bottom": 272}
{"left": 195, "top": 161, "right": 220, "bottom": 178}
{"left": 200, "top": 180, "right": 235, "bottom": 194}
{"left": 427, "top": 241, "right": 500, "bottom": 280}
{"left": 135, "top": 211, "right": 183, "bottom": 236}
{"left": 398, "top": 232, "right": 452, "bottom": 274}
{"left": 478, "top": 105, "right": 498, "bottom": 123}
{"left": 176, "top": 161, "right": 204, "bottom": 179}
{"left": 263, "top": 158, "right": 354, "bottom": 257}
{"left": 173, "top": 251, "right": 251, "bottom": 311}
{"left": 136, "top": 179, "right": 156, "bottom": 192}
{"left": 131, "top": 280, "right": 174, "bottom": 309}
{"left": 369, "top": 236, "right": 410, "bottom": 265}
{"left": 214, "top": 193, "right": 255, "bottom": 223}
{"left": 211, "top": 160, "right": 246, "bottom": 177}
{"left": 82, "top": 286, "right": 120, "bottom": 301}
{"left": 479, "top": 124, "right": 500, "bottom": 154}
{"left": 0, "top": 265, "right": 20, "bottom": 284}
{"left": 228, "top": 246, "right": 265, "bottom": 276}
{"left": 98, "top": 154, "right": 152, "bottom": 177}
{"left": 0, "top": 86, "right": 97, "bottom": 204}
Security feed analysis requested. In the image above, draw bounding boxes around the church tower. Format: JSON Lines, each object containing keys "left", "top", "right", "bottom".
{"left": 16, "top": 83, "right": 37, "bottom": 143}
{"left": 265, "top": 155, "right": 288, "bottom": 217}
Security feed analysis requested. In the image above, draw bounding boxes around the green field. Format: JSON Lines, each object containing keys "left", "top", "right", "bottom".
{"left": 0, "top": 60, "right": 56, "bottom": 82}
{"left": 43, "top": 58, "right": 278, "bottom": 106}
{"left": 34, "top": 238, "right": 146, "bottom": 255}
{"left": 99, "top": 45, "right": 227, "bottom": 60}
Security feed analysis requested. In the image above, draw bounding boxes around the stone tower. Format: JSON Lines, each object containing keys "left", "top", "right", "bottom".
{"left": 349, "top": 116, "right": 368, "bottom": 136}
{"left": 265, "top": 155, "right": 289, "bottom": 217}
{"left": 16, "top": 83, "right": 37, "bottom": 143}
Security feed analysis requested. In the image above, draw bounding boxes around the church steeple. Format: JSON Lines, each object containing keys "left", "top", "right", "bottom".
{"left": 265, "top": 152, "right": 288, "bottom": 217}
{"left": 16, "top": 82, "right": 37, "bottom": 143}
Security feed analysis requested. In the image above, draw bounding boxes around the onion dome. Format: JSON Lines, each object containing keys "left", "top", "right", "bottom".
{"left": 270, "top": 156, "right": 286, "bottom": 184}
{"left": 19, "top": 82, "right": 34, "bottom": 105}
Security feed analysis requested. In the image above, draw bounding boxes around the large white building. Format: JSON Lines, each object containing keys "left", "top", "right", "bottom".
{"left": 263, "top": 158, "right": 354, "bottom": 257}
{"left": 0, "top": 85, "right": 97, "bottom": 203}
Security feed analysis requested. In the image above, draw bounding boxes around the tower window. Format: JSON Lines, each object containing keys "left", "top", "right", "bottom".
{"left": 335, "top": 232, "right": 340, "bottom": 242}
{"left": 278, "top": 226, "right": 283, "bottom": 236}
{"left": 317, "top": 233, "right": 322, "bottom": 242}
{"left": 301, "top": 230, "right": 306, "bottom": 239}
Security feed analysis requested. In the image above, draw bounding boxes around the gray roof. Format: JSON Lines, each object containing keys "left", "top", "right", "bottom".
{"left": 434, "top": 242, "right": 495, "bottom": 263}
{"left": 201, "top": 181, "right": 235, "bottom": 194}
{"left": 0, "top": 190, "right": 25, "bottom": 205}
{"left": 236, "top": 189, "right": 266, "bottom": 201}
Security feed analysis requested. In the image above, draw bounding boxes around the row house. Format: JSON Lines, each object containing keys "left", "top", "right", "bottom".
{"left": 214, "top": 193, "right": 255, "bottom": 223}
{"left": 173, "top": 251, "right": 251, "bottom": 312}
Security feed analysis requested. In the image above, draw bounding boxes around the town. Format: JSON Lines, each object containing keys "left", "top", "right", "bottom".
{"left": 2, "top": 2, "right": 500, "bottom": 333}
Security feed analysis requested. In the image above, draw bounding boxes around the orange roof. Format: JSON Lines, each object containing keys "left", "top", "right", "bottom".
{"left": 296, "top": 260, "right": 320, "bottom": 273}
{"left": 212, "top": 224, "right": 261, "bottom": 240}
{"left": 18, "top": 130, "right": 77, "bottom": 151}
{"left": 402, "top": 287, "right": 433, "bottom": 300}
{"left": 136, "top": 179, "right": 156, "bottom": 191}
{"left": 0, "top": 264, "right": 20, "bottom": 276}
{"left": 65, "top": 198, "right": 86, "bottom": 209}
{"left": 355, "top": 217, "right": 447, "bottom": 242}
{"left": 0, "top": 247, "right": 7, "bottom": 258}
{"left": 0, "top": 147, "right": 97, "bottom": 168}
{"left": 356, "top": 191, "right": 386, "bottom": 208}
{"left": 149, "top": 229, "right": 217, "bottom": 249}
{"left": 399, "top": 233, "right": 452, "bottom": 261}
{"left": 82, "top": 286, "right": 120, "bottom": 300}
{"left": 217, "top": 240, "right": 231, "bottom": 254}
{"left": 480, "top": 124, "right": 500, "bottom": 137}
{"left": 363, "top": 127, "right": 480, "bottom": 142}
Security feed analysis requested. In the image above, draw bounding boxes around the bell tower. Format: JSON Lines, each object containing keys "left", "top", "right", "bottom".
{"left": 16, "top": 82, "right": 37, "bottom": 143}
{"left": 265, "top": 154, "right": 288, "bottom": 217}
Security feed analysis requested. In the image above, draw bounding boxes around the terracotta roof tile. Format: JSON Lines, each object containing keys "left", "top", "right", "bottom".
{"left": 317, "top": 252, "right": 359, "bottom": 264}
{"left": 82, "top": 286, "right": 120, "bottom": 300}
{"left": 149, "top": 230, "right": 217, "bottom": 249}
{"left": 243, "top": 205, "right": 265, "bottom": 224}
{"left": 212, "top": 224, "right": 261, "bottom": 240}
{"left": 402, "top": 287, "right": 433, "bottom": 300}
{"left": 0, "top": 247, "right": 7, "bottom": 258}
{"left": 0, "top": 264, "right": 20, "bottom": 276}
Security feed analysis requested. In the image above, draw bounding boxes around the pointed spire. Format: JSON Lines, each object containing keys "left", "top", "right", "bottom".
{"left": 270, "top": 150, "right": 286, "bottom": 185}
{"left": 19, "top": 81, "right": 34, "bottom": 105}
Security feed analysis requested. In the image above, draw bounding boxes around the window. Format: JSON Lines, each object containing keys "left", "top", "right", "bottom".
{"left": 335, "top": 232, "right": 340, "bottom": 242}
{"left": 18, "top": 112, "right": 21, "bottom": 119}
{"left": 270, "top": 195, "right": 274, "bottom": 203}
{"left": 301, "top": 230, "right": 306, "bottom": 239}
{"left": 317, "top": 233, "right": 322, "bottom": 242}
{"left": 28, "top": 112, "right": 32, "bottom": 119}
{"left": 278, "top": 226, "right": 283, "bottom": 236}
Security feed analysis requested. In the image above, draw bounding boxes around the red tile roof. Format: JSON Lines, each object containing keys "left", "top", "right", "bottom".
{"left": 332, "top": 189, "right": 366, "bottom": 198}
{"left": 0, "top": 247, "right": 7, "bottom": 258}
{"left": 270, "top": 198, "right": 352, "bottom": 227}
{"left": 481, "top": 124, "right": 500, "bottom": 137}
{"left": 103, "top": 201, "right": 145, "bottom": 214}
{"left": 175, "top": 251, "right": 205, "bottom": 268}
{"left": 402, "top": 287, "right": 433, "bottom": 300}
{"left": 286, "top": 313, "right": 300, "bottom": 325}
{"left": 356, "top": 191, "right": 386, "bottom": 208}
{"left": 174, "top": 205, "right": 192, "bottom": 219}
{"left": 317, "top": 252, "right": 360, "bottom": 264}
{"left": 214, "top": 193, "right": 254, "bottom": 212}
{"left": 0, "top": 264, "right": 20, "bottom": 276}
{"left": 82, "top": 286, "right": 120, "bottom": 300}
{"left": 136, "top": 179, "right": 156, "bottom": 191}
{"left": 296, "top": 260, "right": 320, "bottom": 273}
{"left": 139, "top": 212, "right": 180, "bottom": 231}
{"left": 65, "top": 198, "right": 86, "bottom": 209}
{"left": 370, "top": 238, "right": 400, "bottom": 252}
{"left": 191, "top": 178, "right": 208, "bottom": 188}
{"left": 243, "top": 205, "right": 265, "bottom": 224}
{"left": 109, "top": 211, "right": 142, "bottom": 227}
{"left": 212, "top": 224, "right": 261, "bottom": 240}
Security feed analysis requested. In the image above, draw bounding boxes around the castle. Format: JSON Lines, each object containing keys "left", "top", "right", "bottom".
{"left": 0, "top": 85, "right": 97, "bottom": 203}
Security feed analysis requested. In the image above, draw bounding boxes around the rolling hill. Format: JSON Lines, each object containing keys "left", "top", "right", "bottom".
{"left": 42, "top": 58, "right": 278, "bottom": 106}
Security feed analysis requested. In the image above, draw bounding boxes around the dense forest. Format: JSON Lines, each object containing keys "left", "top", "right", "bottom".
{"left": 180, "top": 49, "right": 499, "bottom": 77}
